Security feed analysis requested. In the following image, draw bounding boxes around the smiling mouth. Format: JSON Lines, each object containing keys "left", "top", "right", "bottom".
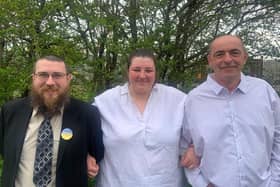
{"left": 220, "top": 66, "right": 238, "bottom": 69}
{"left": 136, "top": 80, "right": 149, "bottom": 83}
{"left": 42, "top": 89, "right": 59, "bottom": 95}
{"left": 44, "top": 89, "right": 56, "bottom": 92}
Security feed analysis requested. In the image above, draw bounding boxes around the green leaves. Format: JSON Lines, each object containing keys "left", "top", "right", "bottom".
{"left": 0, "top": 0, "right": 279, "bottom": 105}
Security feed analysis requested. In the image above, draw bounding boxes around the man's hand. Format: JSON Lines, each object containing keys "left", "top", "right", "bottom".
{"left": 87, "top": 154, "right": 99, "bottom": 178}
{"left": 180, "top": 145, "right": 200, "bottom": 169}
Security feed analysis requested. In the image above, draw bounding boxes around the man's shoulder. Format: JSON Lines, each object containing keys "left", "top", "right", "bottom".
{"left": 67, "top": 97, "right": 98, "bottom": 113}
{"left": 68, "top": 97, "right": 94, "bottom": 107}
{"left": 1, "top": 97, "right": 30, "bottom": 109}
{"left": 245, "top": 75, "right": 269, "bottom": 84}
{"left": 0, "top": 98, "right": 31, "bottom": 118}
{"left": 244, "top": 75, "right": 274, "bottom": 90}
{"left": 69, "top": 97, "right": 87, "bottom": 105}
{"left": 188, "top": 80, "right": 210, "bottom": 95}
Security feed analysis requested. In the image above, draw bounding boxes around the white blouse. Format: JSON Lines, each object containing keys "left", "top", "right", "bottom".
{"left": 93, "top": 83, "right": 188, "bottom": 187}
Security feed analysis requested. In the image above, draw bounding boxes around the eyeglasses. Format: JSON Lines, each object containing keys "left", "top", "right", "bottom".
{"left": 34, "top": 72, "right": 67, "bottom": 81}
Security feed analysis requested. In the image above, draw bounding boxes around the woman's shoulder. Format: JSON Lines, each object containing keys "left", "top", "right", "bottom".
{"left": 155, "top": 83, "right": 187, "bottom": 96}
{"left": 95, "top": 84, "right": 127, "bottom": 102}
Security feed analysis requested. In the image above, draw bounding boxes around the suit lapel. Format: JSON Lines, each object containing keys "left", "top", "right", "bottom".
{"left": 15, "top": 99, "right": 33, "bottom": 171}
{"left": 56, "top": 99, "right": 76, "bottom": 167}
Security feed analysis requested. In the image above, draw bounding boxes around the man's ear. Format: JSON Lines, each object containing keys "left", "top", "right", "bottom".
{"left": 243, "top": 52, "right": 248, "bottom": 64}
{"left": 207, "top": 54, "right": 212, "bottom": 66}
{"left": 32, "top": 73, "right": 35, "bottom": 81}
{"left": 67, "top": 73, "right": 73, "bottom": 81}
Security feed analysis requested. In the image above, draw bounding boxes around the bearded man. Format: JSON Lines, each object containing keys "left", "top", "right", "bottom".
{"left": 0, "top": 55, "right": 104, "bottom": 187}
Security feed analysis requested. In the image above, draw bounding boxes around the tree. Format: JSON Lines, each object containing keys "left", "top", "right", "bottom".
{"left": 0, "top": 0, "right": 279, "bottom": 105}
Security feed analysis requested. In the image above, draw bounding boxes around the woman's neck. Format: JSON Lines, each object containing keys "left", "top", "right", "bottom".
{"left": 129, "top": 87, "right": 151, "bottom": 114}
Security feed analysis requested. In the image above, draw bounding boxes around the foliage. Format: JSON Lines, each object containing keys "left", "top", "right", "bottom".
{"left": 0, "top": 0, "right": 279, "bottom": 105}
{"left": 0, "top": 1, "right": 279, "bottom": 186}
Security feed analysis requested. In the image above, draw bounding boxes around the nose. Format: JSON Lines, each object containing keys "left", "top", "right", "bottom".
{"left": 45, "top": 76, "right": 55, "bottom": 85}
{"left": 224, "top": 52, "right": 233, "bottom": 63}
{"left": 139, "top": 70, "right": 146, "bottom": 78}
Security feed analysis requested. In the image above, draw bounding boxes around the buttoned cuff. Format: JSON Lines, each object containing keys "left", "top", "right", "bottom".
{"left": 184, "top": 168, "right": 209, "bottom": 187}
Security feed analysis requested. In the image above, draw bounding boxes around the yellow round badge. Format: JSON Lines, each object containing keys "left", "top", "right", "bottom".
{"left": 61, "top": 128, "right": 73, "bottom": 140}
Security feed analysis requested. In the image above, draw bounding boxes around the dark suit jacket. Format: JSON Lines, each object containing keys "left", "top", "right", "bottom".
{"left": 0, "top": 97, "right": 104, "bottom": 187}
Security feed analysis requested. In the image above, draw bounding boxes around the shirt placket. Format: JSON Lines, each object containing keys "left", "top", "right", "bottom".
{"left": 226, "top": 92, "right": 244, "bottom": 186}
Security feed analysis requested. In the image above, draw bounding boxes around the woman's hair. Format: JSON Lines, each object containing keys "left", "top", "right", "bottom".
{"left": 127, "top": 48, "right": 156, "bottom": 69}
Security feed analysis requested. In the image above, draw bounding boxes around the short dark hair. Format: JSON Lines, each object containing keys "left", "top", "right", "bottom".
{"left": 208, "top": 34, "right": 247, "bottom": 55}
{"left": 34, "top": 55, "right": 71, "bottom": 73}
{"left": 127, "top": 49, "right": 156, "bottom": 69}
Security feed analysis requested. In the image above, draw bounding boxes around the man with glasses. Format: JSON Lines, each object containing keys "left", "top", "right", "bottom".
{"left": 0, "top": 55, "right": 104, "bottom": 187}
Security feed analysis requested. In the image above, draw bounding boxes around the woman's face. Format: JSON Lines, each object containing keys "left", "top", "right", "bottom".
{"left": 128, "top": 56, "right": 156, "bottom": 96}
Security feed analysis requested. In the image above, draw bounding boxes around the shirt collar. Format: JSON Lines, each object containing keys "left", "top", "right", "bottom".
{"left": 120, "top": 83, "right": 129, "bottom": 95}
{"left": 207, "top": 73, "right": 248, "bottom": 95}
{"left": 33, "top": 106, "right": 64, "bottom": 117}
{"left": 238, "top": 73, "right": 249, "bottom": 94}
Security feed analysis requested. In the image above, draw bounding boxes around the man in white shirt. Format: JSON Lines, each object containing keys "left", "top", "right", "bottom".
{"left": 181, "top": 35, "right": 280, "bottom": 187}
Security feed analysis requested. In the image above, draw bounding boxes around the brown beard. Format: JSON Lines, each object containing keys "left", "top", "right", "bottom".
{"left": 31, "top": 85, "right": 70, "bottom": 116}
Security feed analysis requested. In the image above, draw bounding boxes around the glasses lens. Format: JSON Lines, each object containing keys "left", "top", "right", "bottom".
{"left": 36, "top": 72, "right": 66, "bottom": 80}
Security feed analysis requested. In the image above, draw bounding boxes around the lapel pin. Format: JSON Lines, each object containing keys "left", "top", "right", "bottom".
{"left": 61, "top": 128, "right": 73, "bottom": 140}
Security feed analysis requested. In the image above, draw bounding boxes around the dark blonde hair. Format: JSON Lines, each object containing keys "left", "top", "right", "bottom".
{"left": 34, "top": 55, "right": 71, "bottom": 73}
{"left": 127, "top": 49, "right": 156, "bottom": 69}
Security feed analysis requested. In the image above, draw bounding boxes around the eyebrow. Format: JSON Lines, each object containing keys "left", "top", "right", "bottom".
{"left": 214, "top": 49, "right": 241, "bottom": 53}
{"left": 131, "top": 66, "right": 154, "bottom": 69}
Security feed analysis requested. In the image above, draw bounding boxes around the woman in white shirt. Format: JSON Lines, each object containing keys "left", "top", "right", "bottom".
{"left": 89, "top": 49, "right": 196, "bottom": 187}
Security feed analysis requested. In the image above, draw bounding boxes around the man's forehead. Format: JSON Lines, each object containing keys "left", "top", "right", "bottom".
{"left": 36, "top": 59, "right": 65, "bottom": 66}
{"left": 213, "top": 35, "right": 241, "bottom": 45}
{"left": 35, "top": 59, "right": 66, "bottom": 71}
{"left": 211, "top": 37, "right": 243, "bottom": 52}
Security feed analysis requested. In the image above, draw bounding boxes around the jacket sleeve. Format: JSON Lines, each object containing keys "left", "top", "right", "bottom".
{"left": 87, "top": 104, "right": 104, "bottom": 163}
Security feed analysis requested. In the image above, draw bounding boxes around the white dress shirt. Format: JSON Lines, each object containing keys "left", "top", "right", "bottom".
{"left": 94, "top": 83, "right": 187, "bottom": 187}
{"left": 181, "top": 73, "right": 280, "bottom": 187}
